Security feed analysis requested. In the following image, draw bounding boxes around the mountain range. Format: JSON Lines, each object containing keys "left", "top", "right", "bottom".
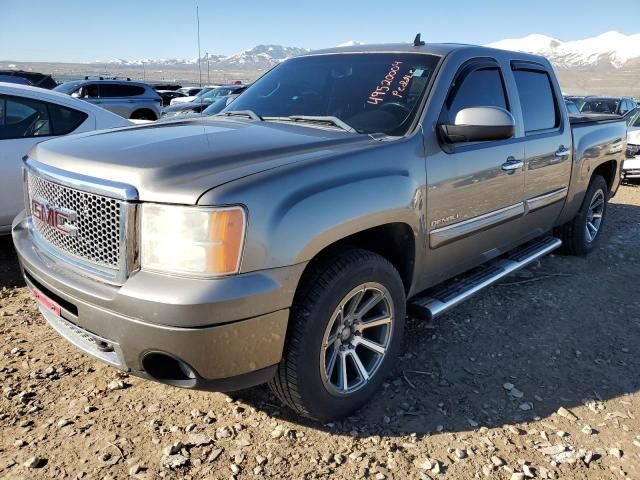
{"left": 487, "top": 31, "right": 640, "bottom": 69}
{"left": 97, "top": 45, "right": 310, "bottom": 69}
{"left": 98, "top": 32, "right": 640, "bottom": 71}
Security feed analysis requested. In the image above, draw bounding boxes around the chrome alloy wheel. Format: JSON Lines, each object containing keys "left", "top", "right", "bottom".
{"left": 320, "top": 283, "right": 394, "bottom": 396}
{"left": 585, "top": 189, "right": 605, "bottom": 243}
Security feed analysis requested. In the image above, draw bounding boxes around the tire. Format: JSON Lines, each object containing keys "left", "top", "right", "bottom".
{"left": 556, "top": 175, "right": 608, "bottom": 256}
{"left": 130, "top": 109, "right": 157, "bottom": 121}
{"left": 269, "top": 249, "right": 406, "bottom": 421}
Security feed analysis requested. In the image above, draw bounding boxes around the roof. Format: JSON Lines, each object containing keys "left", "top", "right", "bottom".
{"left": 0, "top": 70, "right": 58, "bottom": 89}
{"left": 583, "top": 96, "right": 629, "bottom": 101}
{"left": 301, "top": 42, "right": 551, "bottom": 67}
{"left": 307, "top": 42, "right": 538, "bottom": 58}
{"left": 0, "top": 81, "right": 79, "bottom": 101}
{"left": 59, "top": 79, "right": 152, "bottom": 87}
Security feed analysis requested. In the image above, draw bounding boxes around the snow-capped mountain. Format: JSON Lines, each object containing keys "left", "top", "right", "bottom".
{"left": 337, "top": 40, "right": 365, "bottom": 47}
{"left": 222, "top": 45, "right": 309, "bottom": 66}
{"left": 96, "top": 32, "right": 640, "bottom": 71}
{"left": 488, "top": 31, "right": 640, "bottom": 69}
{"left": 97, "top": 45, "right": 309, "bottom": 69}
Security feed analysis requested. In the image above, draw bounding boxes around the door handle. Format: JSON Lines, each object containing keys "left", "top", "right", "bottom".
{"left": 501, "top": 157, "right": 524, "bottom": 172}
{"left": 555, "top": 147, "right": 571, "bottom": 158}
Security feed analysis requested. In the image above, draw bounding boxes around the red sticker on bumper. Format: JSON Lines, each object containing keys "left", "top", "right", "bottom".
{"left": 32, "top": 289, "right": 61, "bottom": 317}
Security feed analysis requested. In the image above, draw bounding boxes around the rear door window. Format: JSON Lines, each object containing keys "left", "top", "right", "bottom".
{"left": 0, "top": 95, "right": 51, "bottom": 139}
{"left": 80, "top": 83, "right": 100, "bottom": 98}
{"left": 0, "top": 95, "right": 88, "bottom": 139}
{"left": 100, "top": 84, "right": 145, "bottom": 97}
{"left": 512, "top": 69, "right": 559, "bottom": 134}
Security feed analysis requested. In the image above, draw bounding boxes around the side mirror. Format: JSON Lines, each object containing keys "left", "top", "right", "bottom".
{"left": 439, "top": 107, "right": 515, "bottom": 143}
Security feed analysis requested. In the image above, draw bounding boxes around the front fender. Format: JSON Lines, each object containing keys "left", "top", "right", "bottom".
{"left": 199, "top": 136, "right": 426, "bottom": 274}
{"left": 270, "top": 169, "right": 418, "bottom": 264}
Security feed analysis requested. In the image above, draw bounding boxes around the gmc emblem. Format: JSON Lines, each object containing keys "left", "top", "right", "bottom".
{"left": 31, "top": 197, "right": 79, "bottom": 237}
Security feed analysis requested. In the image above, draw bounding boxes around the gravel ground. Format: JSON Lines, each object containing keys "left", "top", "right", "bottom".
{"left": 1, "top": 184, "right": 639, "bottom": 480}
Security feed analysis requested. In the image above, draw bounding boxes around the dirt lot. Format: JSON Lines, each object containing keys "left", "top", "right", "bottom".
{"left": 0, "top": 185, "right": 639, "bottom": 480}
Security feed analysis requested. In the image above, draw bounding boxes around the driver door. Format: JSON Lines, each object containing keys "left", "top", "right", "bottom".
{"left": 423, "top": 60, "right": 525, "bottom": 285}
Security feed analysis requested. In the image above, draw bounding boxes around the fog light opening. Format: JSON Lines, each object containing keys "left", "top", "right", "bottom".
{"left": 142, "top": 352, "right": 197, "bottom": 383}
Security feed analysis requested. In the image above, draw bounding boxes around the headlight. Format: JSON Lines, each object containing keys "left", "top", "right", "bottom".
{"left": 626, "top": 144, "right": 640, "bottom": 158}
{"left": 140, "top": 204, "right": 246, "bottom": 276}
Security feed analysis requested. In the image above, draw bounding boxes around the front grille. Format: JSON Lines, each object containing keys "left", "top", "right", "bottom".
{"left": 27, "top": 171, "right": 123, "bottom": 269}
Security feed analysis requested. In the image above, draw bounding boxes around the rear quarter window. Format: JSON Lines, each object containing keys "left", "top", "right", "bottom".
{"left": 49, "top": 104, "right": 88, "bottom": 134}
{"left": 513, "top": 69, "right": 560, "bottom": 133}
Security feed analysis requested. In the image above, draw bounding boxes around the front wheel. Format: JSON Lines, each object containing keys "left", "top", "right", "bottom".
{"left": 269, "top": 249, "right": 406, "bottom": 421}
{"left": 557, "top": 175, "right": 608, "bottom": 256}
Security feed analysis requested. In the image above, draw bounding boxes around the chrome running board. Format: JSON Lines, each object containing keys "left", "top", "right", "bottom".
{"left": 410, "top": 236, "right": 562, "bottom": 320}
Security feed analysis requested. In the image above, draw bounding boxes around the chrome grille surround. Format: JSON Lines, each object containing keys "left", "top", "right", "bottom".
{"left": 23, "top": 157, "right": 139, "bottom": 285}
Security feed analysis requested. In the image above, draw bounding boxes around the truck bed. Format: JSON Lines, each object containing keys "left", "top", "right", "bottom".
{"left": 569, "top": 113, "right": 626, "bottom": 126}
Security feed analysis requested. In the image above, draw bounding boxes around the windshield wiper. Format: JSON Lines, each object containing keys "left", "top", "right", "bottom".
{"left": 216, "top": 110, "right": 263, "bottom": 121}
{"left": 265, "top": 115, "right": 358, "bottom": 133}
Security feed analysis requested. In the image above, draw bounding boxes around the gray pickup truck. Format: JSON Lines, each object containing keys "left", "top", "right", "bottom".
{"left": 12, "top": 41, "right": 626, "bottom": 421}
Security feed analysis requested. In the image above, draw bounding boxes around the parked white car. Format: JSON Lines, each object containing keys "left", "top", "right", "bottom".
{"left": 169, "top": 85, "right": 220, "bottom": 105}
{"left": 623, "top": 109, "right": 640, "bottom": 181}
{"left": 0, "top": 83, "right": 134, "bottom": 234}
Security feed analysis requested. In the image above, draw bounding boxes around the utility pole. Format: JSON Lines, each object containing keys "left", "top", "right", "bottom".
{"left": 196, "top": 5, "right": 202, "bottom": 87}
{"left": 142, "top": 61, "right": 146, "bottom": 81}
{"left": 206, "top": 52, "right": 210, "bottom": 84}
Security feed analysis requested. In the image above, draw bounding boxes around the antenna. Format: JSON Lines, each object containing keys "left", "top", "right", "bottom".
{"left": 414, "top": 33, "right": 425, "bottom": 47}
{"left": 196, "top": 5, "right": 202, "bottom": 87}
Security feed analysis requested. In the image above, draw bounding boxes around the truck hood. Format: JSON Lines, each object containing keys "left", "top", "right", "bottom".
{"left": 29, "top": 118, "right": 374, "bottom": 204}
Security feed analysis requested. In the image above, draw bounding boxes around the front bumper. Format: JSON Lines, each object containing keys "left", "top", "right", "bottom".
{"left": 622, "top": 157, "right": 640, "bottom": 179}
{"left": 12, "top": 213, "right": 304, "bottom": 390}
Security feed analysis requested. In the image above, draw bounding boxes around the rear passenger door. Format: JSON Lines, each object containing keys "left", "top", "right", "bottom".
{"left": 424, "top": 60, "right": 525, "bottom": 284}
{"left": 99, "top": 84, "right": 145, "bottom": 118}
{"left": 511, "top": 63, "right": 572, "bottom": 235}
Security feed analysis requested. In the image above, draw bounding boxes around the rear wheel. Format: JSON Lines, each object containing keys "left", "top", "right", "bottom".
{"left": 557, "top": 175, "right": 608, "bottom": 256}
{"left": 269, "top": 249, "right": 406, "bottom": 421}
{"left": 130, "top": 109, "right": 157, "bottom": 121}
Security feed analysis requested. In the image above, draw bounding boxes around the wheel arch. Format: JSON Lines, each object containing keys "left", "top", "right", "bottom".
{"left": 130, "top": 108, "right": 158, "bottom": 120}
{"left": 294, "top": 223, "right": 416, "bottom": 298}
{"left": 592, "top": 159, "right": 618, "bottom": 194}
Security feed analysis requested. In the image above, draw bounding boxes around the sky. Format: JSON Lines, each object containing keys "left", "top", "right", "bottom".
{"left": 1, "top": 0, "right": 639, "bottom": 63}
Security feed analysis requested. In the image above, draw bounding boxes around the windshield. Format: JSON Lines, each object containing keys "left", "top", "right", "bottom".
{"left": 226, "top": 53, "right": 440, "bottom": 135}
{"left": 54, "top": 81, "right": 82, "bottom": 94}
{"left": 581, "top": 99, "right": 621, "bottom": 115}
{"left": 629, "top": 109, "right": 640, "bottom": 128}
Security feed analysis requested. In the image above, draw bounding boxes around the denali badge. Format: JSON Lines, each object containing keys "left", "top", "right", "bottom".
{"left": 31, "top": 197, "right": 79, "bottom": 237}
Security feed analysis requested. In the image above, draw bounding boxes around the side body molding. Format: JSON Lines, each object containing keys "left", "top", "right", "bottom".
{"left": 526, "top": 187, "right": 568, "bottom": 212}
{"left": 429, "top": 203, "right": 525, "bottom": 248}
